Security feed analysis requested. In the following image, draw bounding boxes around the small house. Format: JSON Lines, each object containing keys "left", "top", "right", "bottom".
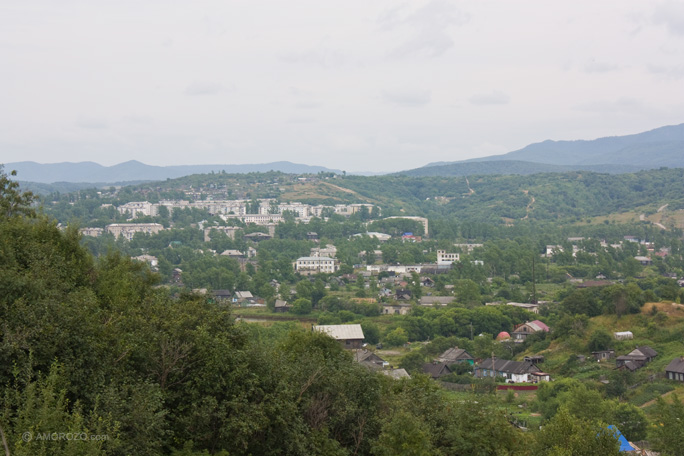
{"left": 474, "top": 358, "right": 548, "bottom": 383}
{"left": 382, "top": 303, "right": 411, "bottom": 315}
{"left": 592, "top": 349, "right": 615, "bottom": 362}
{"left": 212, "top": 289, "right": 232, "bottom": 303}
{"left": 422, "top": 362, "right": 452, "bottom": 379}
{"left": 313, "top": 324, "right": 365, "bottom": 349}
{"left": 439, "top": 347, "right": 475, "bottom": 365}
{"left": 354, "top": 350, "right": 388, "bottom": 371}
{"left": 233, "top": 291, "right": 254, "bottom": 304}
{"left": 274, "top": 299, "right": 290, "bottom": 313}
{"left": 512, "top": 320, "right": 550, "bottom": 341}
{"left": 616, "top": 346, "right": 658, "bottom": 370}
{"left": 395, "top": 288, "right": 412, "bottom": 301}
{"left": 665, "top": 356, "right": 684, "bottom": 382}
{"left": 420, "top": 277, "right": 435, "bottom": 287}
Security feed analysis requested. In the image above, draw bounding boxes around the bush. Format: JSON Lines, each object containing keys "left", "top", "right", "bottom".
{"left": 384, "top": 327, "right": 409, "bottom": 347}
{"left": 291, "top": 298, "right": 312, "bottom": 315}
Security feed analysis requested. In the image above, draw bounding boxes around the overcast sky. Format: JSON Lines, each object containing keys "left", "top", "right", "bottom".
{"left": 2, "top": 1, "right": 684, "bottom": 173}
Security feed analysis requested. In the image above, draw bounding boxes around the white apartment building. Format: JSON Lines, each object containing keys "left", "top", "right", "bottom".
{"left": 311, "top": 244, "right": 337, "bottom": 258}
{"left": 294, "top": 256, "right": 340, "bottom": 275}
{"left": 105, "top": 223, "right": 164, "bottom": 240}
{"left": 117, "top": 201, "right": 157, "bottom": 217}
{"left": 79, "top": 227, "right": 104, "bottom": 237}
{"left": 437, "top": 250, "right": 460, "bottom": 265}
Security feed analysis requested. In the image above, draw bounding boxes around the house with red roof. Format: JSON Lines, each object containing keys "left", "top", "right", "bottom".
{"left": 512, "top": 320, "right": 550, "bottom": 342}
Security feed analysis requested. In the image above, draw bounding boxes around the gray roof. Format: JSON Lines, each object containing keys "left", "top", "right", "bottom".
{"left": 314, "top": 324, "right": 364, "bottom": 340}
{"left": 274, "top": 299, "right": 289, "bottom": 308}
{"left": 477, "top": 358, "right": 540, "bottom": 374}
{"left": 632, "top": 346, "right": 658, "bottom": 358}
{"left": 666, "top": 357, "right": 684, "bottom": 374}
{"left": 382, "top": 368, "right": 411, "bottom": 379}
{"left": 420, "top": 296, "right": 455, "bottom": 305}
{"left": 439, "top": 347, "right": 474, "bottom": 363}
{"left": 353, "top": 349, "right": 384, "bottom": 363}
{"left": 353, "top": 350, "right": 386, "bottom": 370}
{"left": 422, "top": 362, "right": 452, "bottom": 378}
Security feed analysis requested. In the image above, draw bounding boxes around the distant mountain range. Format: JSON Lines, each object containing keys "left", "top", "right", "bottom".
{"left": 403, "top": 123, "right": 684, "bottom": 177}
{"left": 6, "top": 160, "right": 342, "bottom": 185}
{"left": 6, "top": 123, "right": 684, "bottom": 185}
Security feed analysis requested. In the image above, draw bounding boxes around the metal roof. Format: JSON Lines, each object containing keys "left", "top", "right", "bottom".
{"left": 313, "top": 324, "right": 364, "bottom": 340}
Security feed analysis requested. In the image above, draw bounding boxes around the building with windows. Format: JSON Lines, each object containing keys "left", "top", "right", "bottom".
{"left": 294, "top": 256, "right": 340, "bottom": 275}
{"left": 437, "top": 250, "right": 460, "bottom": 265}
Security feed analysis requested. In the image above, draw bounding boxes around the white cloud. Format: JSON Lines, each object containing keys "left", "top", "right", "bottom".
{"left": 469, "top": 91, "right": 510, "bottom": 106}
{"left": 653, "top": 1, "right": 684, "bottom": 36}
{"left": 185, "top": 82, "right": 224, "bottom": 96}
{"left": 574, "top": 97, "right": 644, "bottom": 114}
{"left": 77, "top": 118, "right": 108, "bottom": 130}
{"left": 647, "top": 64, "right": 684, "bottom": 79}
{"left": 584, "top": 60, "right": 620, "bottom": 73}
{"left": 382, "top": 88, "right": 431, "bottom": 107}
{"left": 379, "top": 0, "right": 469, "bottom": 58}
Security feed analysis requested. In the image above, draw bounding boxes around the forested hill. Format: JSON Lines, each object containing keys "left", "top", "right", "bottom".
{"left": 337, "top": 167, "right": 684, "bottom": 223}
{"left": 38, "top": 167, "right": 684, "bottom": 228}
{"left": 395, "top": 160, "right": 640, "bottom": 177}
{"left": 420, "top": 123, "right": 684, "bottom": 171}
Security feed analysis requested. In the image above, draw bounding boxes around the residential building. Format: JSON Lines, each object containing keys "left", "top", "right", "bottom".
{"left": 592, "top": 349, "right": 616, "bottom": 362}
{"left": 79, "top": 227, "right": 103, "bottom": 237}
{"left": 204, "top": 226, "right": 241, "bottom": 241}
{"left": 310, "top": 244, "right": 337, "bottom": 258}
{"left": 438, "top": 347, "right": 474, "bottom": 365}
{"left": 422, "top": 362, "right": 452, "bottom": 379}
{"left": 382, "top": 303, "right": 411, "bottom": 315}
{"left": 105, "top": 223, "right": 164, "bottom": 240}
{"left": 313, "top": 324, "right": 365, "bottom": 349}
{"left": 616, "top": 346, "right": 658, "bottom": 370}
{"left": 117, "top": 201, "right": 157, "bottom": 217}
{"left": 419, "top": 296, "right": 455, "bottom": 306}
{"left": 437, "top": 250, "right": 460, "bottom": 265}
{"left": 294, "top": 256, "right": 340, "bottom": 275}
{"left": 474, "top": 358, "right": 549, "bottom": 383}
{"left": 274, "top": 300, "right": 291, "bottom": 313}
{"left": 665, "top": 357, "right": 684, "bottom": 381}
{"left": 353, "top": 350, "right": 388, "bottom": 371}
{"left": 511, "top": 320, "right": 550, "bottom": 341}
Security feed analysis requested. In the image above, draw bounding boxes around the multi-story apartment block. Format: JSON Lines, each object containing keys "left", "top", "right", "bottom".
{"left": 437, "top": 250, "right": 460, "bottom": 265}
{"left": 117, "top": 201, "right": 157, "bottom": 217}
{"left": 294, "top": 256, "right": 340, "bottom": 275}
{"left": 105, "top": 223, "right": 164, "bottom": 240}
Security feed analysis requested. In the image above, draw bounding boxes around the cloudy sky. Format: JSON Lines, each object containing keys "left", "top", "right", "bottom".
{"left": 2, "top": 1, "right": 684, "bottom": 173}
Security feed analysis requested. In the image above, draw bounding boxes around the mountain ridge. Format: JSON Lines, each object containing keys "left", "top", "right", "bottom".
{"left": 4, "top": 160, "right": 343, "bottom": 184}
